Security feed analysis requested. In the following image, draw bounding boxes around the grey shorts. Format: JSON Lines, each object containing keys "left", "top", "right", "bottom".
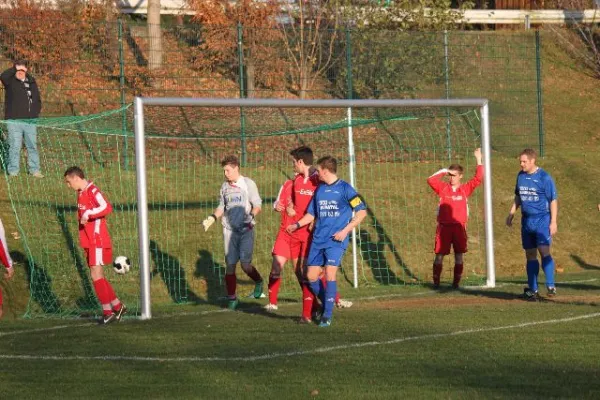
{"left": 223, "top": 228, "right": 255, "bottom": 265}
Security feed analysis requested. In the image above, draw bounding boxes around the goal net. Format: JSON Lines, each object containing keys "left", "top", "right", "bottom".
{"left": 0, "top": 98, "right": 494, "bottom": 318}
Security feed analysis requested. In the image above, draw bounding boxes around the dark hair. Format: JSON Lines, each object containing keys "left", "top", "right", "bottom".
{"left": 221, "top": 155, "right": 240, "bottom": 168}
{"left": 520, "top": 148, "right": 537, "bottom": 160}
{"left": 317, "top": 156, "right": 337, "bottom": 174}
{"left": 447, "top": 164, "right": 464, "bottom": 174}
{"left": 64, "top": 166, "right": 85, "bottom": 179}
{"left": 13, "top": 59, "right": 28, "bottom": 67}
{"left": 290, "top": 146, "right": 313, "bottom": 165}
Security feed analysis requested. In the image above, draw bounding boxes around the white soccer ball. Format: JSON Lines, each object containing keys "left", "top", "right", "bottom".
{"left": 113, "top": 256, "right": 131, "bottom": 275}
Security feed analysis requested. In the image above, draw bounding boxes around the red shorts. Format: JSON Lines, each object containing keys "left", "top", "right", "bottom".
{"left": 434, "top": 224, "right": 468, "bottom": 255}
{"left": 272, "top": 231, "right": 310, "bottom": 260}
{"left": 84, "top": 247, "right": 113, "bottom": 267}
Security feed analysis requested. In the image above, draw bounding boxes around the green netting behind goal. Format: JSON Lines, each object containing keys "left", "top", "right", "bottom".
{"left": 0, "top": 104, "right": 486, "bottom": 318}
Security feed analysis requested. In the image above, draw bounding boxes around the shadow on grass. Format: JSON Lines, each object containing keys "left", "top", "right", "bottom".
{"left": 194, "top": 249, "right": 226, "bottom": 303}
{"left": 570, "top": 254, "right": 600, "bottom": 271}
{"left": 10, "top": 250, "right": 61, "bottom": 314}
{"left": 149, "top": 240, "right": 203, "bottom": 304}
{"left": 55, "top": 210, "right": 98, "bottom": 312}
{"left": 357, "top": 207, "right": 420, "bottom": 285}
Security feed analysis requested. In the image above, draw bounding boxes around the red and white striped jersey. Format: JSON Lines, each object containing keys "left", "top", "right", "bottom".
{"left": 77, "top": 182, "right": 113, "bottom": 249}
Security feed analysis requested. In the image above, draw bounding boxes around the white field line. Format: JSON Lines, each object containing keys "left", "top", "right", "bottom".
{"left": 1, "top": 311, "right": 599, "bottom": 363}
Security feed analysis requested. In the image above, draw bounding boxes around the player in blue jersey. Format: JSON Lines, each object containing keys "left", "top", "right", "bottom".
{"left": 286, "top": 156, "right": 367, "bottom": 327}
{"left": 506, "top": 148, "right": 558, "bottom": 300}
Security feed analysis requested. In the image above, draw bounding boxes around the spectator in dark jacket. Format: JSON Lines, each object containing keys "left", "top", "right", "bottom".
{"left": 1, "top": 59, "right": 43, "bottom": 178}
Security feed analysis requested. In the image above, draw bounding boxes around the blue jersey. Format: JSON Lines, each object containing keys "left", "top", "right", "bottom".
{"left": 307, "top": 179, "right": 366, "bottom": 249}
{"left": 514, "top": 168, "right": 557, "bottom": 218}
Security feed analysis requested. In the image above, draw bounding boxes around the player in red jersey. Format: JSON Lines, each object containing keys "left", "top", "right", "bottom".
{"left": 427, "top": 148, "right": 483, "bottom": 289}
{"left": 0, "top": 218, "right": 14, "bottom": 319}
{"left": 64, "top": 166, "right": 126, "bottom": 324}
{"left": 266, "top": 147, "right": 351, "bottom": 322}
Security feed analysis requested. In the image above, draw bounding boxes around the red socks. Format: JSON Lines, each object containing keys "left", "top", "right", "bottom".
{"left": 225, "top": 273, "right": 237, "bottom": 299}
{"left": 268, "top": 275, "right": 281, "bottom": 305}
{"left": 93, "top": 279, "right": 112, "bottom": 315}
{"left": 93, "top": 278, "right": 121, "bottom": 315}
{"left": 301, "top": 283, "right": 315, "bottom": 319}
{"left": 103, "top": 279, "right": 121, "bottom": 311}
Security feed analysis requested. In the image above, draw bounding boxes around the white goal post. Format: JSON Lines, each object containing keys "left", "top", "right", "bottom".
{"left": 133, "top": 97, "right": 495, "bottom": 320}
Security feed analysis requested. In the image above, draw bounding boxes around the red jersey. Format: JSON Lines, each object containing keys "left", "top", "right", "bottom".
{"left": 274, "top": 171, "right": 319, "bottom": 241}
{"left": 77, "top": 182, "right": 113, "bottom": 249}
{"left": 427, "top": 165, "right": 483, "bottom": 225}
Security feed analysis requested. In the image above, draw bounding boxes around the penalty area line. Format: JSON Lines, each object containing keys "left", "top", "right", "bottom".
{"left": 1, "top": 312, "right": 599, "bottom": 363}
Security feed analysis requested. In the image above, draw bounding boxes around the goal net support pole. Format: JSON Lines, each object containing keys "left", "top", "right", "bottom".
{"left": 134, "top": 97, "right": 494, "bottom": 320}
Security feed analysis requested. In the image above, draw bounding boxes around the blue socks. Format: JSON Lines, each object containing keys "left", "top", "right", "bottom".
{"left": 309, "top": 280, "right": 322, "bottom": 303}
{"left": 526, "top": 260, "right": 540, "bottom": 292}
{"left": 542, "top": 255, "right": 555, "bottom": 288}
{"left": 322, "top": 280, "right": 337, "bottom": 319}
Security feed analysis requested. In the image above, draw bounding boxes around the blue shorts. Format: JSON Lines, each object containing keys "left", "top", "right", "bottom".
{"left": 306, "top": 246, "right": 346, "bottom": 267}
{"left": 521, "top": 215, "right": 551, "bottom": 249}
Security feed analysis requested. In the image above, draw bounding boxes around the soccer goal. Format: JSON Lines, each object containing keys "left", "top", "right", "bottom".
{"left": 133, "top": 98, "right": 495, "bottom": 320}
{"left": 0, "top": 97, "right": 494, "bottom": 319}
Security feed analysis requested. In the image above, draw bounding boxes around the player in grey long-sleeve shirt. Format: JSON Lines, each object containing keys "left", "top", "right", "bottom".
{"left": 202, "top": 155, "right": 264, "bottom": 310}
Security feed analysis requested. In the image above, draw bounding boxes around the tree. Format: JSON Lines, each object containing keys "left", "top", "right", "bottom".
{"left": 147, "top": 0, "right": 163, "bottom": 70}
{"left": 187, "top": 0, "right": 286, "bottom": 97}
{"left": 278, "top": 1, "right": 343, "bottom": 99}
{"left": 333, "top": 0, "right": 473, "bottom": 99}
{"left": 546, "top": 0, "right": 600, "bottom": 79}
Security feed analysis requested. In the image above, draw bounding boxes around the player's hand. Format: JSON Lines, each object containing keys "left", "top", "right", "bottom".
{"left": 5, "top": 266, "right": 14, "bottom": 280}
{"left": 80, "top": 216, "right": 89, "bottom": 225}
{"left": 474, "top": 147, "right": 482, "bottom": 160}
{"left": 506, "top": 214, "right": 514, "bottom": 227}
{"left": 333, "top": 229, "right": 349, "bottom": 242}
{"left": 202, "top": 215, "right": 216, "bottom": 232}
{"left": 286, "top": 202, "right": 296, "bottom": 217}
{"left": 550, "top": 221, "right": 557, "bottom": 236}
{"left": 286, "top": 223, "right": 298, "bottom": 234}
{"left": 274, "top": 201, "right": 285, "bottom": 212}
{"left": 245, "top": 215, "right": 256, "bottom": 230}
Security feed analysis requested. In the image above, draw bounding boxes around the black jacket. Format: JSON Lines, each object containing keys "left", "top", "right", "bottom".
{"left": 0, "top": 67, "right": 42, "bottom": 120}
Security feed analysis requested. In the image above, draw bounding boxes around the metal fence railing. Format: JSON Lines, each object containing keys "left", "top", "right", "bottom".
{"left": 0, "top": 17, "right": 544, "bottom": 154}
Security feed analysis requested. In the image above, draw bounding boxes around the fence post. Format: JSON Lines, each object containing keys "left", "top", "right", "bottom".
{"left": 237, "top": 22, "right": 247, "bottom": 166}
{"left": 535, "top": 30, "right": 545, "bottom": 157}
{"left": 444, "top": 30, "right": 452, "bottom": 161}
{"left": 118, "top": 18, "right": 128, "bottom": 169}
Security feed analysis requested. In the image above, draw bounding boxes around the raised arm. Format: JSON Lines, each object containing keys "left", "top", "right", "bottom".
{"left": 0, "top": 66, "right": 16, "bottom": 86}
{"left": 427, "top": 168, "right": 449, "bottom": 194}
{"left": 463, "top": 148, "right": 484, "bottom": 196}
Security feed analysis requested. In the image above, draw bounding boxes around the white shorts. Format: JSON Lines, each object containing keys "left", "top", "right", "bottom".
{"left": 223, "top": 228, "right": 255, "bottom": 265}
